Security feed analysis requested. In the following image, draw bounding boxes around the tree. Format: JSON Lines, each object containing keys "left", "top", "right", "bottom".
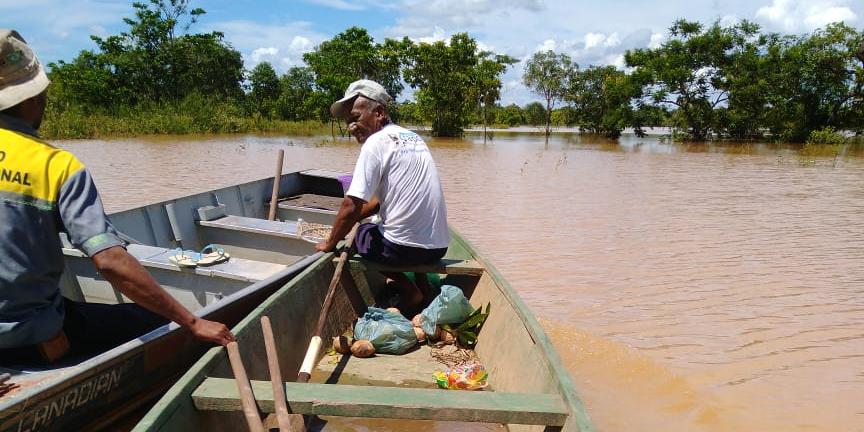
{"left": 472, "top": 54, "right": 517, "bottom": 138}
{"left": 49, "top": 0, "right": 243, "bottom": 107}
{"left": 402, "top": 33, "right": 513, "bottom": 136}
{"left": 496, "top": 103, "right": 524, "bottom": 126}
{"left": 760, "top": 23, "right": 864, "bottom": 141}
{"left": 248, "top": 62, "right": 279, "bottom": 116}
{"left": 303, "top": 27, "right": 403, "bottom": 122}
{"left": 625, "top": 19, "right": 759, "bottom": 140}
{"left": 523, "top": 50, "right": 577, "bottom": 136}
{"left": 523, "top": 102, "right": 546, "bottom": 126}
{"left": 275, "top": 67, "right": 316, "bottom": 121}
{"left": 567, "top": 65, "right": 641, "bottom": 138}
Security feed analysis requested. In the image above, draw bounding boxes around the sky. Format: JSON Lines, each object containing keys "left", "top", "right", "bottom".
{"left": 3, "top": 0, "right": 862, "bottom": 105}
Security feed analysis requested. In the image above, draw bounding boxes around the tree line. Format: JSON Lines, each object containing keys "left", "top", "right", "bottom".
{"left": 46, "top": 0, "right": 863, "bottom": 142}
{"left": 524, "top": 20, "right": 864, "bottom": 142}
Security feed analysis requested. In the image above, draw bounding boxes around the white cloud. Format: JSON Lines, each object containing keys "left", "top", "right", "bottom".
{"left": 756, "top": 0, "right": 857, "bottom": 32}
{"left": 648, "top": 32, "right": 665, "bottom": 49}
{"left": 583, "top": 32, "right": 606, "bottom": 50}
{"left": 384, "top": 0, "right": 546, "bottom": 40}
{"left": 251, "top": 47, "right": 279, "bottom": 63}
{"left": 303, "top": 0, "right": 365, "bottom": 11}
{"left": 535, "top": 39, "right": 557, "bottom": 53}
{"left": 289, "top": 36, "right": 314, "bottom": 52}
{"left": 208, "top": 20, "right": 327, "bottom": 71}
{"left": 416, "top": 27, "right": 448, "bottom": 44}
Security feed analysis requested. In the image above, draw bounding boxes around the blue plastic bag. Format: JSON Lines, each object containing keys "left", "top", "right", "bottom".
{"left": 354, "top": 307, "right": 418, "bottom": 354}
{"left": 419, "top": 285, "right": 475, "bottom": 337}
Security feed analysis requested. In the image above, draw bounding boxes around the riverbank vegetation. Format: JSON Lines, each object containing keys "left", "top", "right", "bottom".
{"left": 41, "top": 0, "right": 863, "bottom": 143}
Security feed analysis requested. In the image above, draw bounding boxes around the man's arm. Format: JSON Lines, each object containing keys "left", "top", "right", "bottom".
{"left": 360, "top": 196, "right": 380, "bottom": 219}
{"left": 91, "top": 246, "right": 235, "bottom": 346}
{"left": 316, "top": 195, "right": 366, "bottom": 252}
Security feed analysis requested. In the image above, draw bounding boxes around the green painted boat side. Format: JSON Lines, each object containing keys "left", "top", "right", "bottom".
{"left": 133, "top": 227, "right": 595, "bottom": 432}
{"left": 457, "top": 234, "right": 594, "bottom": 432}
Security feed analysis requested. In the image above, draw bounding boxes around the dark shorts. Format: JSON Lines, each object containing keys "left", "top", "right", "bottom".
{"left": 355, "top": 223, "right": 447, "bottom": 267}
{"left": 0, "top": 299, "right": 168, "bottom": 366}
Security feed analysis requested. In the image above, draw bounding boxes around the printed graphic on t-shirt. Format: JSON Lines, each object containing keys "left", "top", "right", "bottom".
{"left": 390, "top": 131, "right": 428, "bottom": 154}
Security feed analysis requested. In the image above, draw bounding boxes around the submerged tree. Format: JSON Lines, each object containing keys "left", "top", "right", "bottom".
{"left": 567, "top": 65, "right": 641, "bottom": 138}
{"left": 523, "top": 50, "right": 577, "bottom": 136}
{"left": 402, "top": 34, "right": 513, "bottom": 137}
{"left": 760, "top": 23, "right": 864, "bottom": 141}
{"left": 625, "top": 19, "right": 760, "bottom": 140}
{"left": 473, "top": 53, "right": 517, "bottom": 139}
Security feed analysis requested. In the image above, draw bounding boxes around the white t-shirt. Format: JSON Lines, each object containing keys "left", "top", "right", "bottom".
{"left": 346, "top": 124, "right": 450, "bottom": 249}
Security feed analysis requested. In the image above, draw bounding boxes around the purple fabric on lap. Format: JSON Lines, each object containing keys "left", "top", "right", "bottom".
{"left": 354, "top": 223, "right": 446, "bottom": 267}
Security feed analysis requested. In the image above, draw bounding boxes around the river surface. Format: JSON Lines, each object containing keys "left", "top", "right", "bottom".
{"left": 57, "top": 132, "right": 864, "bottom": 432}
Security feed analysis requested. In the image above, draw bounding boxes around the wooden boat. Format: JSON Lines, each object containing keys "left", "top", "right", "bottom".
{"left": 132, "top": 190, "right": 596, "bottom": 431}
{"left": 0, "top": 169, "right": 353, "bottom": 432}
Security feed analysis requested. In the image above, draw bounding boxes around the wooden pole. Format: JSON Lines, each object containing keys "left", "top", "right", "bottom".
{"left": 297, "top": 223, "right": 361, "bottom": 383}
{"left": 260, "top": 316, "right": 296, "bottom": 432}
{"left": 226, "top": 342, "right": 265, "bottom": 432}
{"left": 268, "top": 149, "right": 285, "bottom": 221}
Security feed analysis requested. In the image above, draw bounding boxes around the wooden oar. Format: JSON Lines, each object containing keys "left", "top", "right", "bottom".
{"left": 260, "top": 316, "right": 294, "bottom": 432}
{"left": 297, "top": 222, "right": 360, "bottom": 383}
{"left": 226, "top": 341, "right": 265, "bottom": 432}
{"left": 268, "top": 149, "right": 285, "bottom": 221}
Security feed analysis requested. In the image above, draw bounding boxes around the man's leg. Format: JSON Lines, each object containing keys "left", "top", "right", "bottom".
{"left": 381, "top": 271, "right": 424, "bottom": 312}
{"left": 63, "top": 300, "right": 169, "bottom": 357}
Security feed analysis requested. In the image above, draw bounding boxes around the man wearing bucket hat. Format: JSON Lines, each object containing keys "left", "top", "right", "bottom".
{"left": 0, "top": 29, "right": 234, "bottom": 365}
{"left": 317, "top": 79, "right": 450, "bottom": 311}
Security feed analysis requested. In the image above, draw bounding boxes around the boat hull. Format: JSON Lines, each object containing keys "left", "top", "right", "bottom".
{"left": 133, "top": 229, "right": 595, "bottom": 432}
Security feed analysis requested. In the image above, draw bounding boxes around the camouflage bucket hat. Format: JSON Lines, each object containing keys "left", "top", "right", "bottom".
{"left": 0, "top": 29, "right": 50, "bottom": 111}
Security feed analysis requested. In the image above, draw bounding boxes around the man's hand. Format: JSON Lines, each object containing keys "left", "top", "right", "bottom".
{"left": 315, "top": 240, "right": 336, "bottom": 253}
{"left": 93, "top": 246, "right": 236, "bottom": 346}
{"left": 188, "top": 318, "right": 235, "bottom": 346}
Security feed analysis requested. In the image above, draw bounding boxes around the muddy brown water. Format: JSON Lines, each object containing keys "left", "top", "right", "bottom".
{"left": 56, "top": 132, "right": 864, "bottom": 432}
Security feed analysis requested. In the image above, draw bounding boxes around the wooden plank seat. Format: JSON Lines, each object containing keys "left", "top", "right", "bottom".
{"left": 192, "top": 378, "right": 568, "bottom": 426}
{"left": 346, "top": 256, "right": 484, "bottom": 276}
{"left": 199, "top": 215, "right": 300, "bottom": 239}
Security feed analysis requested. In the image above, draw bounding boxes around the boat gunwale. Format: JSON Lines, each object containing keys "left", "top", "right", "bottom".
{"left": 454, "top": 232, "right": 595, "bottom": 432}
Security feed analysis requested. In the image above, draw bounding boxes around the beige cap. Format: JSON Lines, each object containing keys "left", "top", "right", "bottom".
{"left": 330, "top": 79, "right": 392, "bottom": 120}
{"left": 0, "top": 29, "right": 50, "bottom": 111}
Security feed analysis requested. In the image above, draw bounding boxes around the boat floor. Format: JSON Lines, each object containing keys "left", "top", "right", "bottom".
{"left": 313, "top": 344, "right": 442, "bottom": 389}
{"left": 282, "top": 194, "right": 343, "bottom": 211}
{"left": 310, "top": 345, "right": 503, "bottom": 431}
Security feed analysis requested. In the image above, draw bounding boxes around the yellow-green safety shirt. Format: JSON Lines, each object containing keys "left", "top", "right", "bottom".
{"left": 0, "top": 114, "right": 123, "bottom": 348}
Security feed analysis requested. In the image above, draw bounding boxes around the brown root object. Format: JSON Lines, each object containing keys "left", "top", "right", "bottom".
{"left": 332, "top": 335, "right": 352, "bottom": 354}
{"left": 436, "top": 326, "right": 456, "bottom": 344}
{"left": 413, "top": 326, "right": 426, "bottom": 342}
{"left": 350, "top": 340, "right": 375, "bottom": 358}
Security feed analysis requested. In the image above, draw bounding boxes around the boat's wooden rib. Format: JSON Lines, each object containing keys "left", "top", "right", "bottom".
{"left": 192, "top": 378, "right": 569, "bottom": 426}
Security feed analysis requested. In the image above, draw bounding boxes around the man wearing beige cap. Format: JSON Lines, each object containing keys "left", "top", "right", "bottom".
{"left": 0, "top": 29, "right": 234, "bottom": 366}
{"left": 317, "top": 79, "right": 450, "bottom": 312}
